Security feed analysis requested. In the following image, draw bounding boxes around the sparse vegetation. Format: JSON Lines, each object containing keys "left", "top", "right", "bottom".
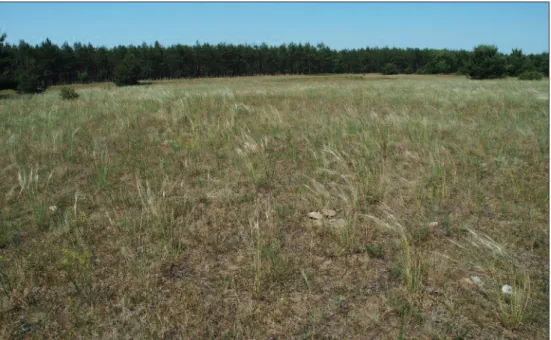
{"left": 60, "top": 248, "right": 93, "bottom": 297}
{"left": 0, "top": 74, "right": 547, "bottom": 338}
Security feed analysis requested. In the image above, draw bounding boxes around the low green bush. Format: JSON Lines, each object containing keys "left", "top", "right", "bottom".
{"left": 381, "top": 63, "right": 399, "bottom": 75}
{"left": 518, "top": 71, "right": 543, "bottom": 80}
{"left": 60, "top": 87, "right": 79, "bottom": 100}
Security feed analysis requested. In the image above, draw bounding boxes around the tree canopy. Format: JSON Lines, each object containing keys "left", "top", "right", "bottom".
{"left": 466, "top": 45, "right": 507, "bottom": 79}
{"left": 0, "top": 31, "right": 548, "bottom": 91}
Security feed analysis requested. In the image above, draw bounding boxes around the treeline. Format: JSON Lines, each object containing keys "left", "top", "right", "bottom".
{"left": 0, "top": 30, "right": 548, "bottom": 92}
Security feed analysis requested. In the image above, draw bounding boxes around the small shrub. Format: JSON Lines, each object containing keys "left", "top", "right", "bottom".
{"left": 60, "top": 248, "right": 93, "bottom": 296}
{"left": 60, "top": 87, "right": 79, "bottom": 100}
{"left": 381, "top": 63, "right": 400, "bottom": 75}
{"left": 78, "top": 71, "right": 89, "bottom": 83}
{"left": 0, "top": 255, "right": 13, "bottom": 298}
{"left": 389, "top": 264, "right": 404, "bottom": 280}
{"left": 518, "top": 71, "right": 543, "bottom": 81}
{"left": 404, "top": 66, "right": 415, "bottom": 74}
{"left": 455, "top": 67, "right": 468, "bottom": 76}
{"left": 365, "top": 243, "right": 385, "bottom": 259}
{"left": 413, "top": 227, "right": 430, "bottom": 244}
{"left": 0, "top": 218, "right": 19, "bottom": 249}
{"left": 33, "top": 204, "right": 50, "bottom": 230}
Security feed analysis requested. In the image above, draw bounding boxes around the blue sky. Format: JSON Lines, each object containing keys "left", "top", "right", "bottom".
{"left": 0, "top": 2, "right": 548, "bottom": 54}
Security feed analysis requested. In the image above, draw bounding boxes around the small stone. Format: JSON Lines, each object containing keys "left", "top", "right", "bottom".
{"left": 502, "top": 284, "right": 513, "bottom": 295}
{"left": 428, "top": 221, "right": 439, "bottom": 228}
{"left": 308, "top": 212, "right": 324, "bottom": 220}
{"left": 322, "top": 209, "right": 337, "bottom": 218}
{"left": 48, "top": 205, "right": 58, "bottom": 215}
{"left": 469, "top": 275, "right": 483, "bottom": 286}
{"left": 329, "top": 218, "right": 347, "bottom": 229}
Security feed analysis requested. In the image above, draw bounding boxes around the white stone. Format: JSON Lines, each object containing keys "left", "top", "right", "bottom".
{"left": 469, "top": 275, "right": 483, "bottom": 286}
{"left": 322, "top": 209, "right": 337, "bottom": 218}
{"left": 501, "top": 284, "right": 513, "bottom": 295}
{"left": 48, "top": 205, "right": 58, "bottom": 215}
{"left": 307, "top": 212, "right": 324, "bottom": 220}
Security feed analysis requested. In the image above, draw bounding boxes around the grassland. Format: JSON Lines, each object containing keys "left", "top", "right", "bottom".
{"left": 0, "top": 74, "right": 548, "bottom": 339}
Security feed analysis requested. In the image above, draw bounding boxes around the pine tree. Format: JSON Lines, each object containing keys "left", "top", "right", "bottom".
{"left": 16, "top": 60, "right": 45, "bottom": 93}
{"left": 114, "top": 53, "right": 142, "bottom": 86}
{"left": 0, "top": 30, "right": 17, "bottom": 91}
{"left": 15, "top": 41, "right": 48, "bottom": 93}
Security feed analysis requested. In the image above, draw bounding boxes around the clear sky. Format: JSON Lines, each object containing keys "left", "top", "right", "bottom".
{"left": 0, "top": 2, "right": 548, "bottom": 54}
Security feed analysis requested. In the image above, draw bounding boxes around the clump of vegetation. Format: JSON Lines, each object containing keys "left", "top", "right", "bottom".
{"left": 78, "top": 71, "right": 89, "bottom": 83}
{"left": 455, "top": 66, "right": 469, "bottom": 76}
{"left": 404, "top": 66, "right": 415, "bottom": 74}
{"left": 381, "top": 63, "right": 400, "bottom": 75}
{"left": 518, "top": 71, "right": 543, "bottom": 80}
{"left": 365, "top": 243, "right": 385, "bottom": 259}
{"left": 59, "top": 86, "right": 79, "bottom": 100}
{"left": 466, "top": 44, "right": 506, "bottom": 79}
{"left": 114, "top": 53, "right": 142, "bottom": 86}
{"left": 0, "top": 255, "right": 13, "bottom": 298}
{"left": 16, "top": 65, "right": 46, "bottom": 94}
{"left": 60, "top": 248, "right": 93, "bottom": 296}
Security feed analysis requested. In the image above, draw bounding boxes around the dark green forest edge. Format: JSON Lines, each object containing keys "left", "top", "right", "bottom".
{"left": 0, "top": 30, "right": 548, "bottom": 92}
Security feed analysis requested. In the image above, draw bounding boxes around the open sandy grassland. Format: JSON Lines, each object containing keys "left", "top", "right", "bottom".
{"left": 0, "top": 74, "right": 548, "bottom": 338}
